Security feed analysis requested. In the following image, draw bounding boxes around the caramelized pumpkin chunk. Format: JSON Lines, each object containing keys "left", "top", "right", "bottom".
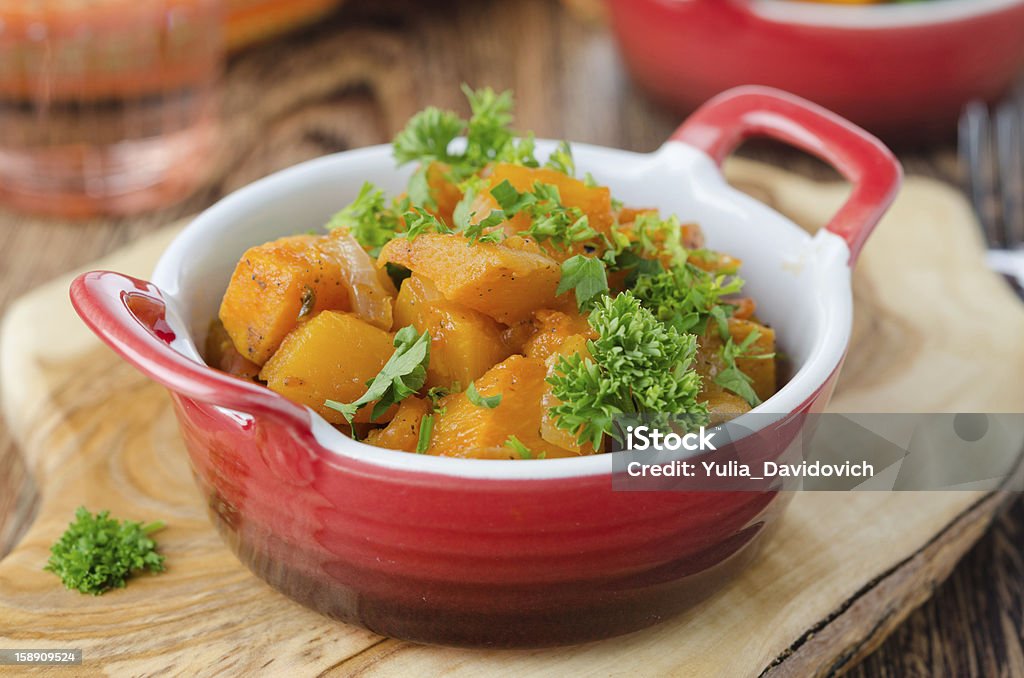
{"left": 365, "top": 396, "right": 429, "bottom": 452}
{"left": 378, "top": 233, "right": 561, "bottom": 324}
{"left": 696, "top": 318, "right": 777, "bottom": 407}
{"left": 539, "top": 333, "right": 598, "bottom": 455}
{"left": 205, "top": 320, "right": 260, "bottom": 381}
{"left": 427, "top": 356, "right": 576, "bottom": 458}
{"left": 426, "top": 162, "right": 463, "bottom": 225}
{"left": 394, "top": 275, "right": 511, "bottom": 388}
{"left": 485, "top": 163, "right": 615, "bottom": 240}
{"left": 219, "top": 235, "right": 352, "bottom": 365}
{"left": 259, "top": 311, "right": 396, "bottom": 424}
{"left": 522, "top": 309, "right": 594, "bottom": 362}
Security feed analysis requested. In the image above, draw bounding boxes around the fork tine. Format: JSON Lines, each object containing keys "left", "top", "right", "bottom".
{"left": 960, "top": 101, "right": 1004, "bottom": 248}
{"left": 995, "top": 99, "right": 1024, "bottom": 249}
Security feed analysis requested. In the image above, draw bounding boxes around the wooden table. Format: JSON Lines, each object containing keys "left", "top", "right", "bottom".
{"left": 0, "top": 0, "right": 1019, "bottom": 674}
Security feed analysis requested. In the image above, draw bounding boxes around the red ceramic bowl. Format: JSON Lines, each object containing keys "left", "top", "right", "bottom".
{"left": 607, "top": 0, "right": 1024, "bottom": 140}
{"left": 70, "top": 87, "right": 901, "bottom": 648}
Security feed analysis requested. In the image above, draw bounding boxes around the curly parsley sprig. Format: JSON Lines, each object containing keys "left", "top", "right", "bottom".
{"left": 547, "top": 292, "right": 708, "bottom": 449}
{"left": 45, "top": 507, "right": 166, "bottom": 595}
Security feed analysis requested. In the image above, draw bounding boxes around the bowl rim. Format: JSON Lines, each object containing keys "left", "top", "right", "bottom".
{"left": 151, "top": 139, "right": 855, "bottom": 480}
{"left": 749, "top": 0, "right": 1024, "bottom": 28}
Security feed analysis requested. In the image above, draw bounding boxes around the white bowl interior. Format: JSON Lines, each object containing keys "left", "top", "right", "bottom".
{"left": 152, "top": 140, "right": 853, "bottom": 479}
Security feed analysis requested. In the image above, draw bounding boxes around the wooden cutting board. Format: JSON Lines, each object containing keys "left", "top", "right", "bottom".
{"left": 1, "top": 159, "right": 1022, "bottom": 677}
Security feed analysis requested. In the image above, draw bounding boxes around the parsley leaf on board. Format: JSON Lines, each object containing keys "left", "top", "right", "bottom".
{"left": 546, "top": 292, "right": 708, "bottom": 449}
{"left": 466, "top": 381, "right": 502, "bottom": 409}
{"left": 325, "top": 326, "right": 432, "bottom": 426}
{"left": 45, "top": 507, "right": 166, "bottom": 595}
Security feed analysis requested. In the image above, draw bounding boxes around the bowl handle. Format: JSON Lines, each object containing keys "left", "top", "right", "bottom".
{"left": 670, "top": 85, "right": 902, "bottom": 263}
{"left": 69, "top": 270, "right": 312, "bottom": 427}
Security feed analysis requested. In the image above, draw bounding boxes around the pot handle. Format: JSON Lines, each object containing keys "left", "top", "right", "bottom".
{"left": 671, "top": 85, "right": 902, "bottom": 263}
{"left": 70, "top": 270, "right": 312, "bottom": 428}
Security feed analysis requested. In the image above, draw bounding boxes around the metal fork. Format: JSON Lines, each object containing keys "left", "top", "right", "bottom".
{"left": 959, "top": 86, "right": 1024, "bottom": 292}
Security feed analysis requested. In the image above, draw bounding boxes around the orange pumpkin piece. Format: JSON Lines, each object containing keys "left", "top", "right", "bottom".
{"left": 426, "top": 162, "right": 463, "bottom": 225}
{"left": 696, "top": 318, "right": 777, "bottom": 406}
{"left": 393, "top": 275, "right": 511, "bottom": 388}
{"left": 483, "top": 163, "right": 615, "bottom": 240}
{"left": 522, "top": 309, "right": 594, "bottom": 362}
{"left": 259, "top": 311, "right": 397, "bottom": 425}
{"left": 427, "top": 355, "right": 576, "bottom": 459}
{"left": 378, "top": 233, "right": 562, "bottom": 324}
{"left": 205, "top": 320, "right": 260, "bottom": 381}
{"left": 539, "top": 333, "right": 599, "bottom": 455}
{"left": 219, "top": 235, "right": 352, "bottom": 365}
{"left": 365, "top": 396, "right": 429, "bottom": 452}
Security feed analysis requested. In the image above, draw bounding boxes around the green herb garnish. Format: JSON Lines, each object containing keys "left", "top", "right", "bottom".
{"left": 325, "top": 326, "right": 431, "bottom": 426}
{"left": 466, "top": 381, "right": 502, "bottom": 409}
{"left": 402, "top": 207, "right": 452, "bottom": 241}
{"left": 417, "top": 414, "right": 435, "bottom": 454}
{"left": 557, "top": 255, "right": 609, "bottom": 310}
{"left": 631, "top": 262, "right": 744, "bottom": 337}
{"left": 547, "top": 292, "right": 708, "bottom": 449}
{"left": 44, "top": 507, "right": 166, "bottom": 595}
{"left": 713, "top": 329, "right": 774, "bottom": 407}
{"left": 545, "top": 140, "right": 575, "bottom": 176}
{"left": 326, "top": 182, "right": 403, "bottom": 256}
{"left": 505, "top": 435, "right": 534, "bottom": 459}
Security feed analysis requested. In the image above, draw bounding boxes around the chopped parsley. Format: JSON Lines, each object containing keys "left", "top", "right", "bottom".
{"left": 466, "top": 381, "right": 502, "bottom": 409}
{"left": 325, "top": 326, "right": 431, "bottom": 426}
{"left": 417, "top": 414, "right": 435, "bottom": 453}
{"left": 45, "top": 507, "right": 166, "bottom": 595}
{"left": 505, "top": 435, "right": 535, "bottom": 459}
{"left": 557, "top": 255, "right": 609, "bottom": 310}
{"left": 326, "top": 181, "right": 403, "bottom": 256}
{"left": 547, "top": 292, "right": 708, "bottom": 449}
{"left": 631, "top": 262, "right": 744, "bottom": 338}
{"left": 403, "top": 207, "right": 452, "bottom": 241}
{"left": 392, "top": 85, "right": 580, "bottom": 208}
{"left": 544, "top": 140, "right": 575, "bottom": 176}
{"left": 714, "top": 329, "right": 774, "bottom": 407}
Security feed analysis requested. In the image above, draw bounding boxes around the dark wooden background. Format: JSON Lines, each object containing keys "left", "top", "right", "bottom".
{"left": 0, "top": 0, "right": 1020, "bottom": 674}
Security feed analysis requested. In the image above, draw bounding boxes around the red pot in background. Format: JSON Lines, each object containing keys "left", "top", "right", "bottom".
{"left": 606, "top": 0, "right": 1024, "bottom": 141}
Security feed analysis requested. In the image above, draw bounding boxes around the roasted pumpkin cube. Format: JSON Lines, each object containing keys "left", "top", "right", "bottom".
{"left": 365, "top": 396, "right": 429, "bottom": 452}
{"left": 219, "top": 235, "right": 352, "bottom": 365}
{"left": 394, "top": 275, "right": 510, "bottom": 388}
{"left": 539, "top": 333, "right": 599, "bottom": 455}
{"left": 522, "top": 309, "right": 594, "bottom": 362}
{"left": 426, "top": 162, "right": 463, "bottom": 226}
{"left": 205, "top": 320, "right": 260, "bottom": 381}
{"left": 427, "top": 355, "right": 575, "bottom": 458}
{"left": 696, "top": 318, "right": 776, "bottom": 405}
{"left": 259, "top": 311, "right": 396, "bottom": 425}
{"left": 378, "top": 233, "right": 561, "bottom": 324}
{"left": 485, "top": 163, "right": 615, "bottom": 240}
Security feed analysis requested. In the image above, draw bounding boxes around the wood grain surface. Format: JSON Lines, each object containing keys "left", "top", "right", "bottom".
{"left": 0, "top": 0, "right": 1020, "bottom": 674}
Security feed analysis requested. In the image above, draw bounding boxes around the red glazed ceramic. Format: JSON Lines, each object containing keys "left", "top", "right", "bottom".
{"left": 70, "top": 87, "right": 901, "bottom": 648}
{"left": 607, "top": 0, "right": 1024, "bottom": 140}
